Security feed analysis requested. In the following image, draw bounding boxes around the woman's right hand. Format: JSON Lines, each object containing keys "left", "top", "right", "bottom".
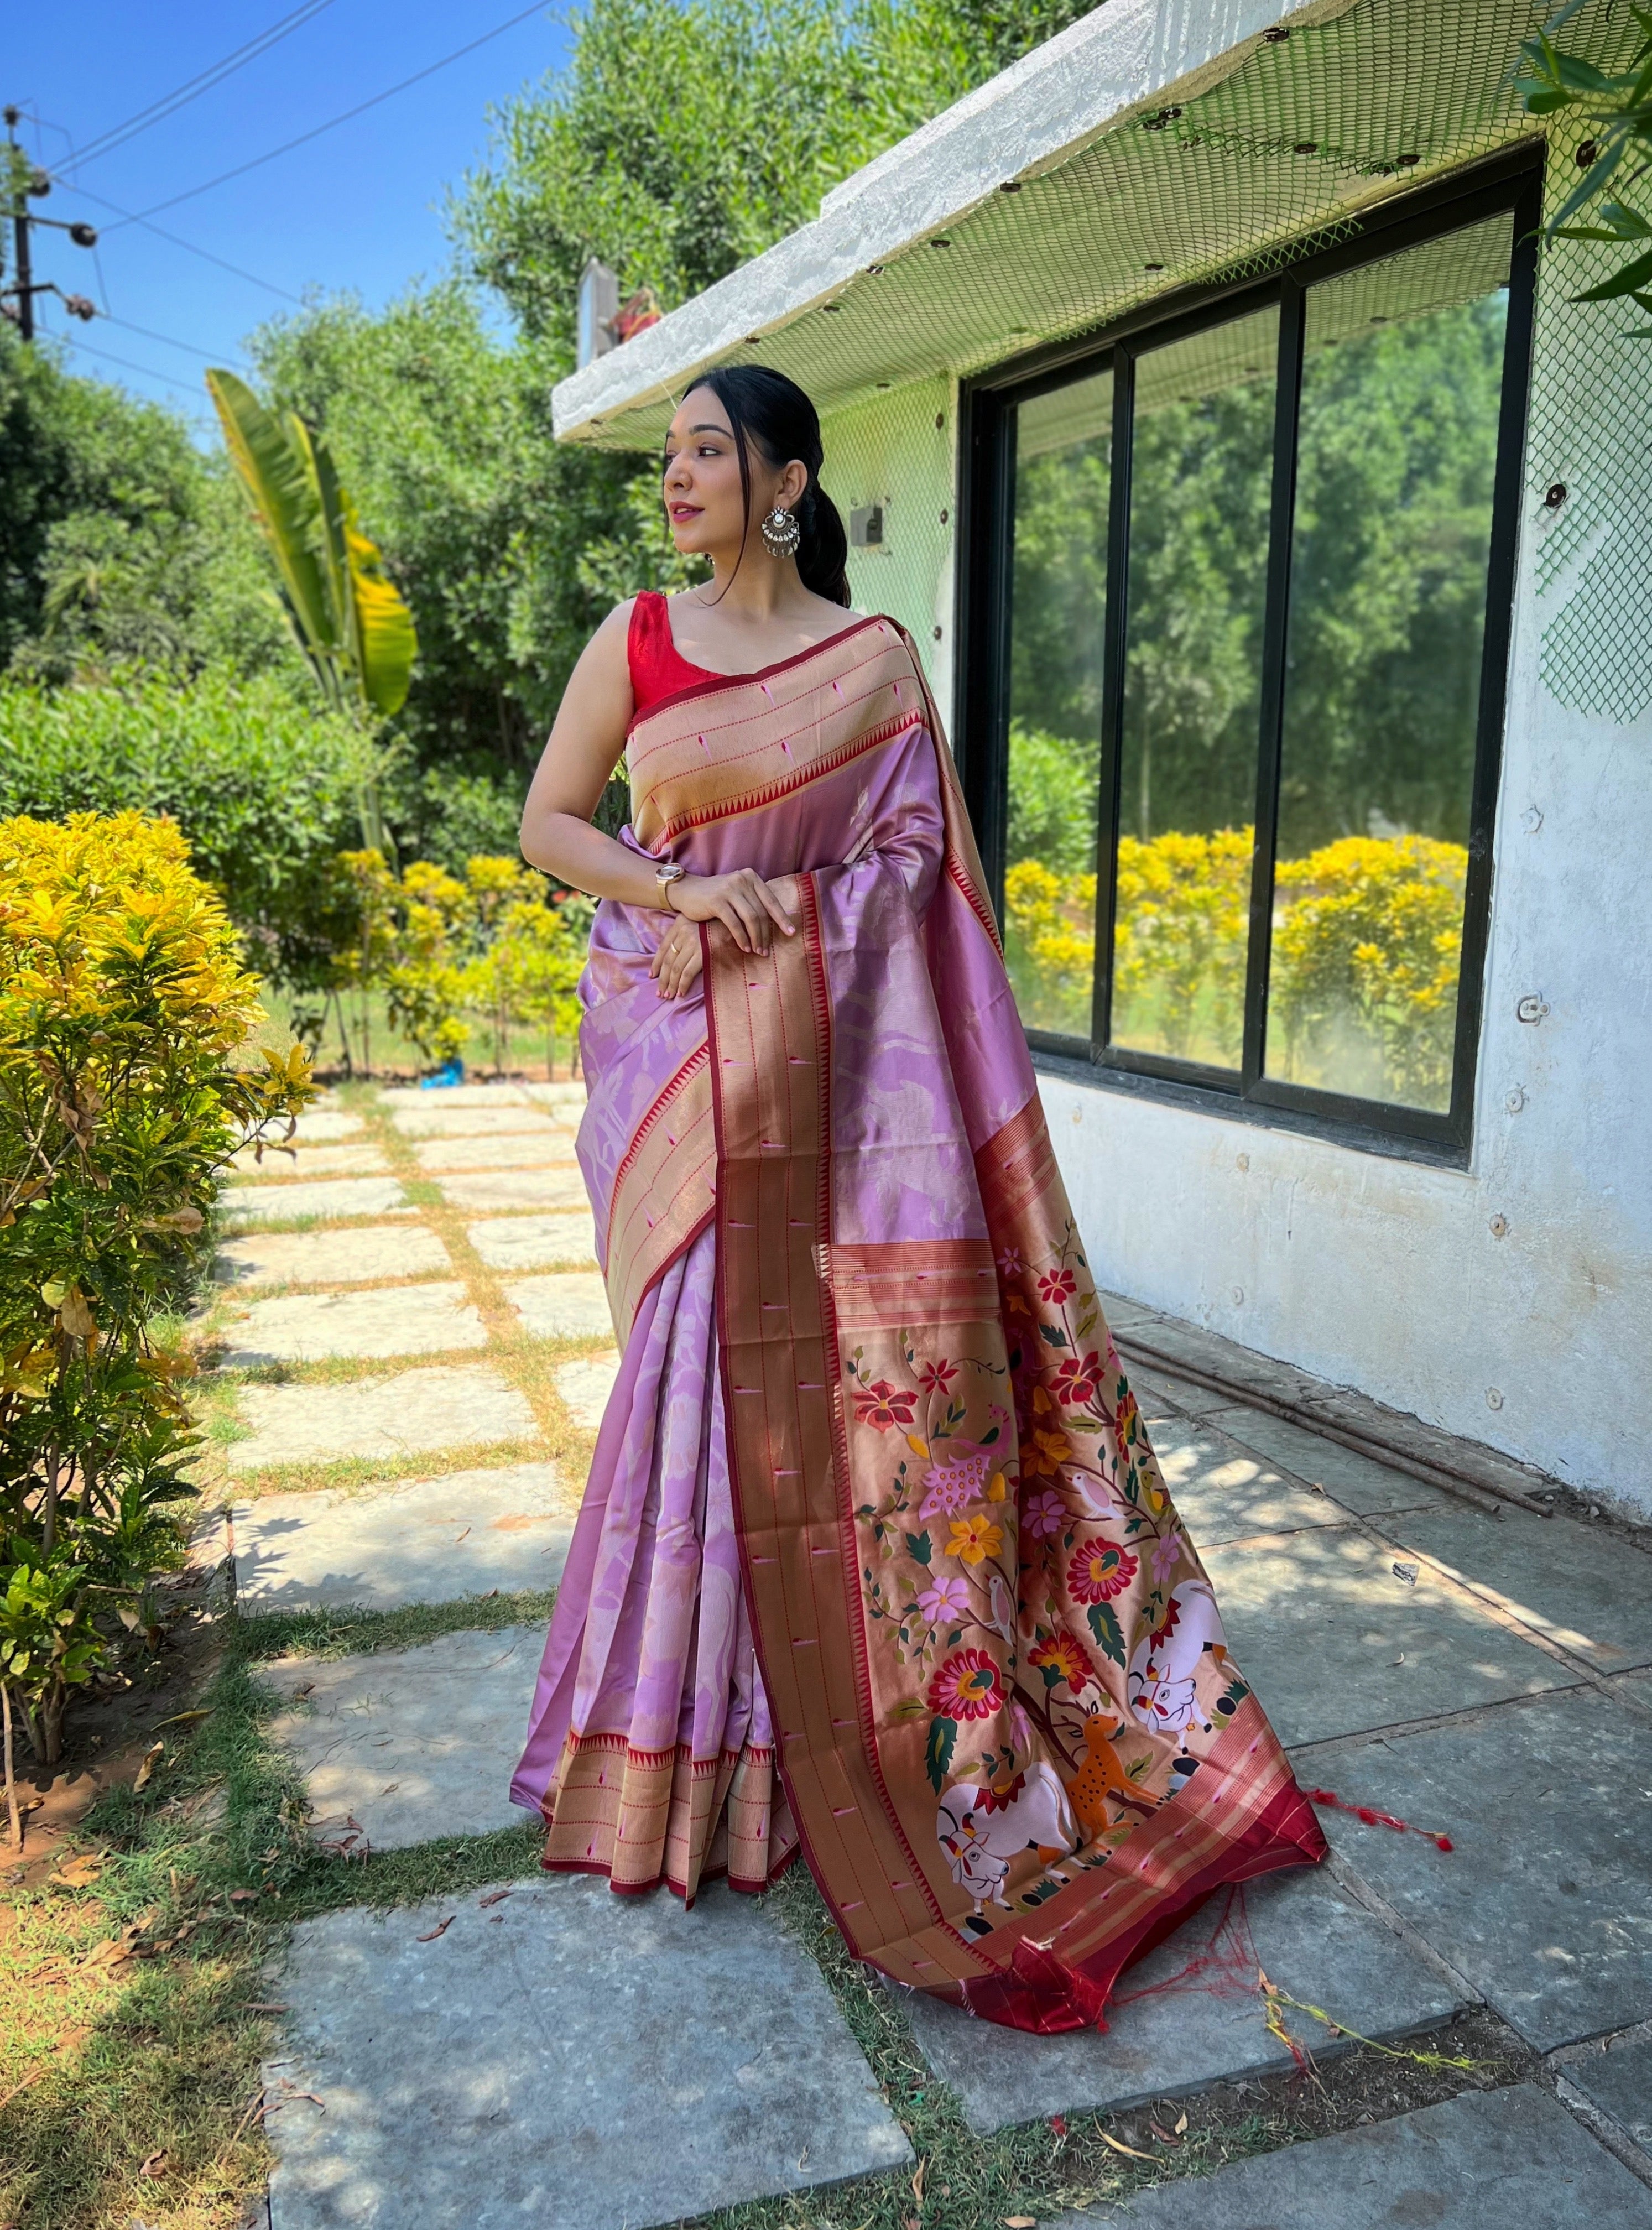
{"left": 668, "top": 869, "right": 796, "bottom": 954}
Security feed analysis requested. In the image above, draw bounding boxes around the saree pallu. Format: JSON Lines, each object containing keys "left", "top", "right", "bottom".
{"left": 513, "top": 614, "right": 1326, "bottom": 2031}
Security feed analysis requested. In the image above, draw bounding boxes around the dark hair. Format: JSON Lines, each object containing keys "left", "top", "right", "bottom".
{"left": 682, "top": 365, "right": 851, "bottom": 607}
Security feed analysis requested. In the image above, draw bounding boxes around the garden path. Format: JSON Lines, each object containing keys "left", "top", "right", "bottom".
{"left": 199, "top": 1089, "right": 1652, "bottom": 2229}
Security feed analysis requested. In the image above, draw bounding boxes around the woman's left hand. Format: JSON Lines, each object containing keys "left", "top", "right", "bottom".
{"left": 650, "top": 914, "right": 705, "bottom": 999}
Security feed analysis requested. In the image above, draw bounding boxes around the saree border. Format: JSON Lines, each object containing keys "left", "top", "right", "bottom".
{"left": 603, "top": 1042, "right": 717, "bottom": 1347}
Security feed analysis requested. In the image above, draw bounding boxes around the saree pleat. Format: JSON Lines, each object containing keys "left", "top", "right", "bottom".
{"left": 515, "top": 613, "right": 1324, "bottom": 2023}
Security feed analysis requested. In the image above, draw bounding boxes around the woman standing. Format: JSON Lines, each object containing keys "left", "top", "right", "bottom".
{"left": 513, "top": 366, "right": 1323, "bottom": 2033}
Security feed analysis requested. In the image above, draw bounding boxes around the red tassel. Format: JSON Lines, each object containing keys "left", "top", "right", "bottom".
{"left": 1306, "top": 1786, "right": 1453, "bottom": 1854}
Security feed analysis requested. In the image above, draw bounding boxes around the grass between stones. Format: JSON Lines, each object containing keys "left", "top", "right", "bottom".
{"left": 688, "top": 1878, "right": 1535, "bottom": 2230}
{"left": 0, "top": 1589, "right": 558, "bottom": 2230}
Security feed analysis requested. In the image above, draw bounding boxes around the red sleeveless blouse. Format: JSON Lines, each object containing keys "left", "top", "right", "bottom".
{"left": 627, "top": 590, "right": 716, "bottom": 715}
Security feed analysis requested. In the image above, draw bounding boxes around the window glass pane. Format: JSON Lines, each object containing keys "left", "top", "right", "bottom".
{"left": 1265, "top": 213, "right": 1513, "bottom": 1112}
{"left": 1110, "top": 307, "right": 1278, "bottom": 1070}
{"left": 1003, "top": 367, "right": 1113, "bottom": 1039}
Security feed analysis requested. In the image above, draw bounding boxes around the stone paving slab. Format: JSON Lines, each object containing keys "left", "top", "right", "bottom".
{"left": 231, "top": 1464, "right": 572, "bottom": 1610}
{"left": 504, "top": 1273, "right": 614, "bottom": 1343}
{"left": 555, "top": 1354, "right": 621, "bottom": 1430}
{"left": 521, "top": 1081, "right": 588, "bottom": 1107}
{"left": 1044, "top": 2084, "right": 1652, "bottom": 2229}
{"left": 389, "top": 1104, "right": 557, "bottom": 1138}
{"left": 216, "top": 1226, "right": 453, "bottom": 1291}
{"left": 1203, "top": 1523, "right": 1572, "bottom": 1748}
{"left": 436, "top": 1166, "right": 589, "bottom": 1212}
{"left": 234, "top": 1144, "right": 389, "bottom": 1181}
{"left": 1129, "top": 1366, "right": 1233, "bottom": 1422}
{"left": 410, "top": 1132, "right": 580, "bottom": 1173}
{"left": 468, "top": 1211, "right": 597, "bottom": 1271}
{"left": 288, "top": 1110, "right": 366, "bottom": 1143}
{"left": 262, "top": 1875, "right": 910, "bottom": 2230}
{"left": 1150, "top": 1418, "right": 1347, "bottom": 1546}
{"left": 901, "top": 1863, "right": 1461, "bottom": 2136}
{"left": 222, "top": 1176, "right": 414, "bottom": 1226}
{"left": 377, "top": 1084, "right": 530, "bottom": 1107}
{"left": 227, "top": 1366, "right": 537, "bottom": 1476}
{"left": 1383, "top": 1503, "right": 1652, "bottom": 1674}
{"left": 217, "top": 1284, "right": 487, "bottom": 1367}
{"left": 257, "top": 1625, "right": 545, "bottom": 1849}
{"left": 1565, "top": 2034, "right": 1652, "bottom": 2153}
{"left": 1314, "top": 1685, "right": 1652, "bottom": 2051}
{"left": 1201, "top": 1404, "right": 1454, "bottom": 1518}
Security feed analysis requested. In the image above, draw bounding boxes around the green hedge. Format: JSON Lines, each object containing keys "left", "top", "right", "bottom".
{"left": 0, "top": 667, "right": 369, "bottom": 989}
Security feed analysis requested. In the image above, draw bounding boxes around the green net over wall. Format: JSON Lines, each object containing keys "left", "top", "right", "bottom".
{"left": 580, "top": 0, "right": 1649, "bottom": 725}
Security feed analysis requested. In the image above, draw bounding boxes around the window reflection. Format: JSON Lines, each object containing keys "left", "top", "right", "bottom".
{"left": 1265, "top": 214, "right": 1513, "bottom": 1111}
{"left": 1002, "top": 367, "right": 1112, "bottom": 1038}
{"left": 1109, "top": 308, "right": 1278, "bottom": 1069}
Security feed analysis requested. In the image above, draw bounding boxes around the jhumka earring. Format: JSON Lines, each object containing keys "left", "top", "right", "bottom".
{"left": 760, "top": 505, "right": 801, "bottom": 558}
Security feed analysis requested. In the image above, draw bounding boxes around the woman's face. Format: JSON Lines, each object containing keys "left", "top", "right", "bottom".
{"left": 661, "top": 387, "right": 800, "bottom": 562}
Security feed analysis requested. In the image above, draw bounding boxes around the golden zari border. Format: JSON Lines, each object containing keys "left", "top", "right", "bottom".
{"left": 603, "top": 1045, "right": 716, "bottom": 1348}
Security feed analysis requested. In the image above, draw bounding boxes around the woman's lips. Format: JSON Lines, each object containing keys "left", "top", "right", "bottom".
{"left": 669, "top": 504, "right": 701, "bottom": 520}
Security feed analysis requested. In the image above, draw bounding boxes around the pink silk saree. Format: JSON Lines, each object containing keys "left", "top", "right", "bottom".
{"left": 512, "top": 613, "right": 1326, "bottom": 2033}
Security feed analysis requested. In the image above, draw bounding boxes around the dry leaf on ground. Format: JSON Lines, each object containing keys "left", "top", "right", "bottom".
{"left": 133, "top": 1742, "right": 164, "bottom": 1792}
{"left": 1098, "top": 2130, "right": 1157, "bottom": 2162}
{"left": 416, "top": 1915, "right": 455, "bottom": 1942}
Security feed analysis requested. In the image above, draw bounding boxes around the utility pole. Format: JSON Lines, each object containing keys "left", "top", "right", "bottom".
{"left": 3, "top": 105, "right": 99, "bottom": 341}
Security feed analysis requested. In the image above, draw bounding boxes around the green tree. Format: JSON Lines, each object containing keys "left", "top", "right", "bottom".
{"left": 0, "top": 327, "right": 296, "bottom": 683}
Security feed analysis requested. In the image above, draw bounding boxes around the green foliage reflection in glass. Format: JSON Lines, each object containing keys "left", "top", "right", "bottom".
{"left": 1003, "top": 217, "right": 1512, "bottom": 1112}
{"left": 1115, "top": 308, "right": 1279, "bottom": 1070}
{"left": 1265, "top": 216, "right": 1511, "bottom": 1110}
{"left": 1003, "top": 368, "right": 1111, "bottom": 1035}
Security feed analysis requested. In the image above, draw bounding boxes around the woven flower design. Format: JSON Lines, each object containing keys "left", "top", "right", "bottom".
{"left": 853, "top": 1378, "right": 917, "bottom": 1432}
{"left": 1023, "top": 1487, "right": 1069, "bottom": 1540}
{"left": 916, "top": 1575, "right": 971, "bottom": 1624}
{"left": 1069, "top": 1540, "right": 1139, "bottom": 1603}
{"left": 1051, "top": 1350, "right": 1104, "bottom": 1407}
{"left": 927, "top": 1648, "right": 1005, "bottom": 1721}
{"left": 1037, "top": 1267, "right": 1077, "bottom": 1304}
{"left": 1027, "top": 1629, "right": 1098, "bottom": 1690}
{"left": 947, "top": 1513, "right": 1004, "bottom": 1565}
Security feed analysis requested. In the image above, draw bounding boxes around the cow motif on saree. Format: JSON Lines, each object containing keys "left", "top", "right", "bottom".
{"left": 513, "top": 613, "right": 1325, "bottom": 2034}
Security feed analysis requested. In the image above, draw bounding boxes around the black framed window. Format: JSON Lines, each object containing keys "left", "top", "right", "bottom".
{"left": 960, "top": 150, "right": 1539, "bottom": 1155}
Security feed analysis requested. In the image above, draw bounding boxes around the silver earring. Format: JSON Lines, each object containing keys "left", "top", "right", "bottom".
{"left": 760, "top": 505, "right": 800, "bottom": 559}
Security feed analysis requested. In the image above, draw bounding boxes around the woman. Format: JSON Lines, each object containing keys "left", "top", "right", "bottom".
{"left": 512, "top": 365, "right": 1325, "bottom": 2034}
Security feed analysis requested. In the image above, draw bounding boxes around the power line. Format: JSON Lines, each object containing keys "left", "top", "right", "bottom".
{"left": 97, "top": 311, "right": 250, "bottom": 366}
{"left": 107, "top": 0, "right": 550, "bottom": 231}
{"left": 53, "top": 328, "right": 211, "bottom": 398}
{"left": 63, "top": 181, "right": 305, "bottom": 304}
{"left": 59, "top": 0, "right": 338, "bottom": 175}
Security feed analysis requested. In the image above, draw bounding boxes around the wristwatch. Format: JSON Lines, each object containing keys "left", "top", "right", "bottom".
{"left": 655, "top": 861, "right": 687, "bottom": 910}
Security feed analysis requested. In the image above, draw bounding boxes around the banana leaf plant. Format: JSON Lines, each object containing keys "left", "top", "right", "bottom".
{"left": 1518, "top": 1, "right": 1652, "bottom": 335}
{"left": 206, "top": 367, "right": 417, "bottom": 853}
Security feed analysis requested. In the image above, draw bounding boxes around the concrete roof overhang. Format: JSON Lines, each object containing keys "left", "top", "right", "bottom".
{"left": 551, "top": 0, "right": 1542, "bottom": 450}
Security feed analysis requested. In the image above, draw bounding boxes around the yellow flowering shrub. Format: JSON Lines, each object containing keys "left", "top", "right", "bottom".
{"left": 1007, "top": 826, "right": 1469, "bottom": 1107}
{"left": 0, "top": 812, "right": 312, "bottom": 1774}
{"left": 337, "top": 851, "right": 588, "bottom": 1076}
{"left": 1113, "top": 826, "right": 1253, "bottom": 1062}
{"left": 1004, "top": 858, "right": 1097, "bottom": 1036}
{"left": 1271, "top": 834, "right": 1467, "bottom": 1108}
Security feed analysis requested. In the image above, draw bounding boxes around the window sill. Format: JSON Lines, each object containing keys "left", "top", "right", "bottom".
{"left": 1029, "top": 1047, "right": 1472, "bottom": 1171}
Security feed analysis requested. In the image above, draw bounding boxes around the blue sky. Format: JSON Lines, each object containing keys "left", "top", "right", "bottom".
{"left": 7, "top": 0, "right": 570, "bottom": 433}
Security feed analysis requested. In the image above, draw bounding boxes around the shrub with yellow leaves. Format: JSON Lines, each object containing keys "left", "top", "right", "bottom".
{"left": 0, "top": 811, "right": 312, "bottom": 1809}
